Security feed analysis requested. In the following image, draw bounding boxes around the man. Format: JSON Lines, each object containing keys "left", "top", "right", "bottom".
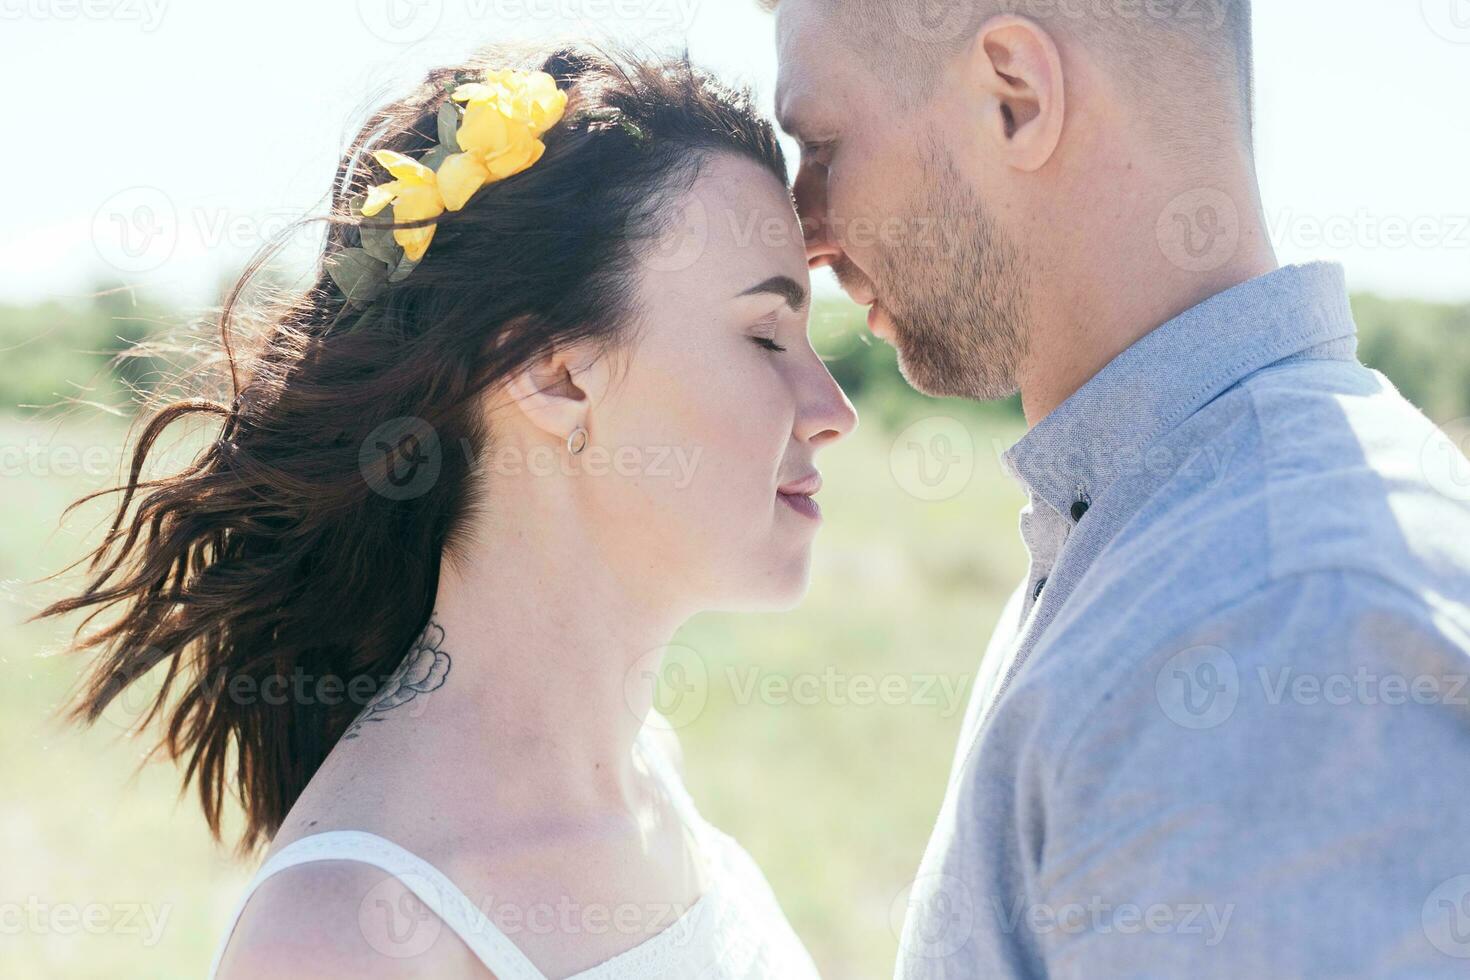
{"left": 770, "top": 1, "right": 1470, "bottom": 976}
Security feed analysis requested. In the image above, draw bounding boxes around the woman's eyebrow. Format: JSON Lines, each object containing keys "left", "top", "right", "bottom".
{"left": 737, "top": 275, "right": 810, "bottom": 312}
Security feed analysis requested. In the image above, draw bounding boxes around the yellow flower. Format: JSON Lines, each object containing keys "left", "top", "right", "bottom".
{"left": 453, "top": 68, "right": 567, "bottom": 137}
{"left": 434, "top": 151, "right": 490, "bottom": 212}
{"left": 352, "top": 69, "right": 567, "bottom": 265}
{"left": 361, "top": 150, "right": 444, "bottom": 261}
{"left": 438, "top": 70, "right": 564, "bottom": 207}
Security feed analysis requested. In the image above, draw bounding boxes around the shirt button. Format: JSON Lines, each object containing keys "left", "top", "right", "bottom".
{"left": 1071, "top": 499, "right": 1090, "bottom": 522}
{"left": 1033, "top": 577, "right": 1048, "bottom": 600}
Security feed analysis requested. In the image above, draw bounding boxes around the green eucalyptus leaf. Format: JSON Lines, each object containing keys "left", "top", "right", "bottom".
{"left": 325, "top": 248, "right": 389, "bottom": 308}
{"left": 436, "top": 101, "right": 461, "bottom": 152}
{"left": 388, "top": 252, "right": 420, "bottom": 283}
{"left": 419, "top": 144, "right": 452, "bottom": 172}
{"left": 359, "top": 206, "right": 402, "bottom": 266}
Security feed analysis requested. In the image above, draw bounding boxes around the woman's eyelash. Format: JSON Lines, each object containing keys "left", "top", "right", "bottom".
{"left": 753, "top": 336, "right": 788, "bottom": 353}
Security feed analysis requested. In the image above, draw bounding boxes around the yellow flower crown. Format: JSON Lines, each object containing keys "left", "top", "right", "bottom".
{"left": 328, "top": 68, "right": 568, "bottom": 306}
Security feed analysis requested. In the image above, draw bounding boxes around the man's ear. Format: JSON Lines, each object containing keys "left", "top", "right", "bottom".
{"left": 967, "top": 15, "right": 1065, "bottom": 172}
{"left": 502, "top": 342, "right": 612, "bottom": 447}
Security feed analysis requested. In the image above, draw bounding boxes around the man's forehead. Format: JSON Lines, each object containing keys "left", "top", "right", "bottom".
{"left": 773, "top": 0, "right": 850, "bottom": 130}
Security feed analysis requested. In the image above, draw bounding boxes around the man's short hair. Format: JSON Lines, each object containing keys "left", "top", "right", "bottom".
{"left": 768, "top": 0, "right": 1254, "bottom": 137}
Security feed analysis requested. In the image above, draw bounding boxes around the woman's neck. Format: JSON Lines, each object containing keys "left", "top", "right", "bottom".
{"left": 394, "top": 517, "right": 688, "bottom": 817}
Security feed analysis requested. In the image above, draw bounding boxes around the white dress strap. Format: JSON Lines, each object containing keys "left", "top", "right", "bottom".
{"left": 207, "top": 829, "right": 548, "bottom": 980}
{"left": 633, "top": 725, "right": 705, "bottom": 836}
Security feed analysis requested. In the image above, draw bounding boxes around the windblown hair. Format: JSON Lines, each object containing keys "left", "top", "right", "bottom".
{"left": 38, "top": 44, "right": 786, "bottom": 855}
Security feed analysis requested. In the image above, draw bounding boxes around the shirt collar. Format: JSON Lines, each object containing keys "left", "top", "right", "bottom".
{"left": 1001, "top": 262, "right": 1360, "bottom": 519}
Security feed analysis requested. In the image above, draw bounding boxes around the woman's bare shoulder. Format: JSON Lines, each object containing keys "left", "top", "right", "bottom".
{"left": 215, "top": 859, "right": 491, "bottom": 980}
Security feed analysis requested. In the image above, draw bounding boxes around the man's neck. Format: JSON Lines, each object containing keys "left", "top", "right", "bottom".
{"left": 1017, "top": 194, "right": 1278, "bottom": 428}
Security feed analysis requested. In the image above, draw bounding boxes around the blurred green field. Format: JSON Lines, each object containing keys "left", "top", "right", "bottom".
{"left": 0, "top": 330, "right": 1028, "bottom": 977}
{"left": 5, "top": 285, "right": 1466, "bottom": 976}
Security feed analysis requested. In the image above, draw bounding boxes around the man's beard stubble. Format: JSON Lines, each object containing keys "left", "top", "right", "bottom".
{"left": 850, "top": 140, "right": 1031, "bottom": 402}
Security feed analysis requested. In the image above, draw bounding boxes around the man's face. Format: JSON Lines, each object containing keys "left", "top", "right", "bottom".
{"left": 774, "top": 0, "right": 1032, "bottom": 401}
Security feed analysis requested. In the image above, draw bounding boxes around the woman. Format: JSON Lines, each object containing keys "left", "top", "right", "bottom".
{"left": 42, "top": 45, "right": 855, "bottom": 978}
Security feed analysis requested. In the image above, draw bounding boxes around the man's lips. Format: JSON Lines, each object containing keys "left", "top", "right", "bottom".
{"left": 866, "top": 303, "right": 895, "bottom": 343}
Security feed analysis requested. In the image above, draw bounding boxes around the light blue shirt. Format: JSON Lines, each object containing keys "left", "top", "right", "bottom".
{"left": 897, "top": 263, "right": 1470, "bottom": 978}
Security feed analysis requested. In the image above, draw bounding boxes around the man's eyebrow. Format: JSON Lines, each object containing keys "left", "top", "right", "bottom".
{"left": 738, "top": 275, "right": 810, "bottom": 312}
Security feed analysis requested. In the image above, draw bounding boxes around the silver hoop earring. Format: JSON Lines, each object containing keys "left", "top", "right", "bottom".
{"left": 566, "top": 426, "right": 589, "bottom": 456}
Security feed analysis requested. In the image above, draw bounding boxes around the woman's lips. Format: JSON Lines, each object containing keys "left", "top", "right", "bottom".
{"left": 778, "top": 490, "right": 822, "bottom": 521}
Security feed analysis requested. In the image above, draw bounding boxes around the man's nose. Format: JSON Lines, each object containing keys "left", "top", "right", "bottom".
{"left": 793, "top": 161, "right": 842, "bottom": 271}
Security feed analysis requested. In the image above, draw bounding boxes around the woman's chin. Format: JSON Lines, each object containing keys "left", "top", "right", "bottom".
{"left": 713, "top": 560, "right": 813, "bottom": 613}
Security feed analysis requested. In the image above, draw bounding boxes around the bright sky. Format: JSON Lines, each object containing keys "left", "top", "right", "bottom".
{"left": 2, "top": 0, "right": 1466, "bottom": 306}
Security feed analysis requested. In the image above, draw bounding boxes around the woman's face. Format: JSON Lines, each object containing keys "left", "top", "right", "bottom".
{"left": 586, "top": 152, "right": 858, "bottom": 613}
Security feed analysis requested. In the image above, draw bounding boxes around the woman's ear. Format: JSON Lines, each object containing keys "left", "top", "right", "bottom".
{"left": 503, "top": 342, "right": 612, "bottom": 446}
{"left": 967, "top": 14, "right": 1066, "bottom": 173}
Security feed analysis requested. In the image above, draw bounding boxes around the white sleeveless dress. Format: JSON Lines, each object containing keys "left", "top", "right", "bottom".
{"left": 207, "top": 727, "right": 821, "bottom": 979}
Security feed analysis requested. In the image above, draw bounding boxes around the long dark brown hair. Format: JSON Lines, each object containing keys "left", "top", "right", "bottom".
{"left": 37, "top": 44, "right": 787, "bottom": 855}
